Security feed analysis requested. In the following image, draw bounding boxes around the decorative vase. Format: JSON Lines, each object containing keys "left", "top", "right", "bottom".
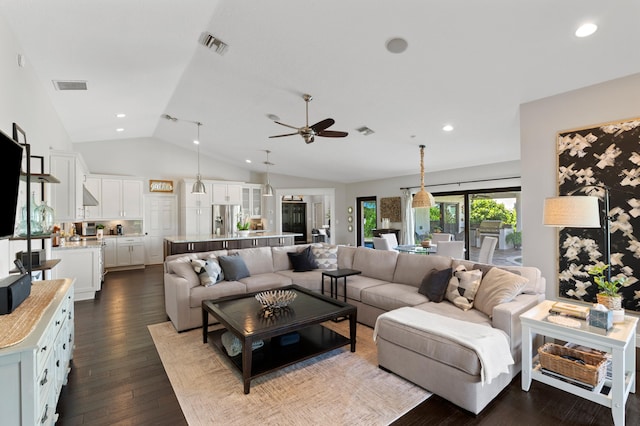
{"left": 35, "top": 200, "right": 55, "bottom": 234}
{"left": 238, "top": 230, "right": 250, "bottom": 237}
{"left": 17, "top": 192, "right": 43, "bottom": 236}
{"left": 596, "top": 294, "right": 622, "bottom": 310}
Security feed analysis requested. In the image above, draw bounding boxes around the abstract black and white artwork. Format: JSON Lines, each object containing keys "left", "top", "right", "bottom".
{"left": 557, "top": 118, "right": 640, "bottom": 311}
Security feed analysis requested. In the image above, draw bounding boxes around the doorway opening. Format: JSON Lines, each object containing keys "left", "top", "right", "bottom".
{"left": 356, "top": 196, "right": 376, "bottom": 247}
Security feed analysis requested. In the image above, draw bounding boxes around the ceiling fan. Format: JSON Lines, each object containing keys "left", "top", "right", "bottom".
{"left": 269, "top": 94, "right": 348, "bottom": 144}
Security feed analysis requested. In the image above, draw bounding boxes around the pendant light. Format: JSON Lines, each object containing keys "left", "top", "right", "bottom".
{"left": 192, "top": 121, "right": 206, "bottom": 194}
{"left": 263, "top": 150, "right": 274, "bottom": 197}
{"left": 411, "top": 144, "right": 434, "bottom": 208}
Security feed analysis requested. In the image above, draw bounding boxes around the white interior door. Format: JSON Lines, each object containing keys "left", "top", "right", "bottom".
{"left": 144, "top": 194, "right": 177, "bottom": 264}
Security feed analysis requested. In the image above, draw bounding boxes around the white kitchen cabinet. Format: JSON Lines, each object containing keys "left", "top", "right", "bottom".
{"left": 83, "top": 176, "right": 101, "bottom": 219}
{"left": 116, "top": 236, "right": 145, "bottom": 267}
{"left": 101, "top": 178, "right": 143, "bottom": 219}
{"left": 242, "top": 184, "right": 262, "bottom": 218}
{"left": 51, "top": 246, "right": 101, "bottom": 301}
{"left": 212, "top": 183, "right": 242, "bottom": 205}
{"left": 49, "top": 151, "right": 87, "bottom": 222}
{"left": 103, "top": 238, "right": 117, "bottom": 268}
{"left": 0, "top": 279, "right": 74, "bottom": 426}
{"left": 180, "top": 207, "right": 211, "bottom": 235}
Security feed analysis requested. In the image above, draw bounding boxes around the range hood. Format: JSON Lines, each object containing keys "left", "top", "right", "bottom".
{"left": 83, "top": 185, "right": 99, "bottom": 206}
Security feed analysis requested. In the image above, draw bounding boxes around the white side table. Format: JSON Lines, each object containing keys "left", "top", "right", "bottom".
{"left": 521, "top": 300, "right": 637, "bottom": 426}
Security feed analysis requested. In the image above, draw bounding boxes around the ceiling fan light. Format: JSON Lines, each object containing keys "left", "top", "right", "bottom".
{"left": 192, "top": 176, "right": 206, "bottom": 194}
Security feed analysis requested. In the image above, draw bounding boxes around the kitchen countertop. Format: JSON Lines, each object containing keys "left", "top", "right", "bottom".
{"left": 164, "top": 232, "right": 301, "bottom": 243}
{"left": 53, "top": 239, "right": 105, "bottom": 250}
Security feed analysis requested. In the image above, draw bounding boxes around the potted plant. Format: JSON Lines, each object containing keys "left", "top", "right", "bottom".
{"left": 420, "top": 233, "right": 433, "bottom": 248}
{"left": 588, "top": 264, "right": 626, "bottom": 310}
{"left": 236, "top": 218, "right": 251, "bottom": 237}
{"left": 505, "top": 231, "right": 522, "bottom": 249}
{"left": 96, "top": 223, "right": 105, "bottom": 239}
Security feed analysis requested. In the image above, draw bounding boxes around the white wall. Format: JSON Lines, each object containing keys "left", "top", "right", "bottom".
{"left": 0, "top": 15, "right": 73, "bottom": 277}
{"left": 521, "top": 71, "right": 640, "bottom": 301}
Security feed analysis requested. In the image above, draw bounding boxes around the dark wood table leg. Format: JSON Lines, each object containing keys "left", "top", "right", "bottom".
{"left": 202, "top": 307, "right": 208, "bottom": 344}
{"left": 349, "top": 312, "right": 357, "bottom": 352}
{"left": 343, "top": 277, "right": 348, "bottom": 302}
{"left": 321, "top": 274, "right": 326, "bottom": 295}
{"left": 242, "top": 337, "right": 253, "bottom": 394}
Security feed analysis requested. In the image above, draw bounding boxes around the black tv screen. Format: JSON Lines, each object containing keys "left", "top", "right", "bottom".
{"left": 0, "top": 129, "right": 24, "bottom": 239}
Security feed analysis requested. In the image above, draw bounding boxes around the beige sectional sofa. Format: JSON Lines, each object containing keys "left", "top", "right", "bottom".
{"left": 163, "top": 243, "right": 546, "bottom": 414}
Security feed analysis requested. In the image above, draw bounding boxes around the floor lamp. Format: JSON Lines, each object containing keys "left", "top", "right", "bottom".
{"left": 542, "top": 188, "right": 611, "bottom": 282}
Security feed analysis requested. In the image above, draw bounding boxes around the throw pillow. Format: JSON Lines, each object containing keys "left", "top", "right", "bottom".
{"left": 218, "top": 255, "right": 251, "bottom": 281}
{"left": 311, "top": 244, "right": 338, "bottom": 270}
{"left": 418, "top": 267, "right": 452, "bottom": 302}
{"left": 474, "top": 267, "right": 529, "bottom": 317}
{"left": 446, "top": 266, "right": 483, "bottom": 311}
{"left": 287, "top": 246, "right": 318, "bottom": 272}
{"left": 190, "top": 258, "right": 223, "bottom": 287}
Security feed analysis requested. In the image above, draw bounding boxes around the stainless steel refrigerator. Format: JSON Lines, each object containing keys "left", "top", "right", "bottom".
{"left": 212, "top": 204, "right": 241, "bottom": 236}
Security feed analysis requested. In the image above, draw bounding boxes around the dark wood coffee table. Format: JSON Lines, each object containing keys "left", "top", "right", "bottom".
{"left": 202, "top": 284, "right": 357, "bottom": 394}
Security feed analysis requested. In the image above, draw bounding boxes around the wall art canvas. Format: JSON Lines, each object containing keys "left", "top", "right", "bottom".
{"left": 556, "top": 118, "right": 640, "bottom": 311}
{"left": 380, "top": 197, "right": 401, "bottom": 222}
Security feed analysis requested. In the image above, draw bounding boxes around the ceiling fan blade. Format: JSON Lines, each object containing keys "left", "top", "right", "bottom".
{"left": 274, "top": 121, "right": 300, "bottom": 130}
{"left": 269, "top": 132, "right": 299, "bottom": 138}
{"left": 310, "top": 118, "right": 335, "bottom": 133}
{"left": 317, "top": 130, "right": 349, "bottom": 138}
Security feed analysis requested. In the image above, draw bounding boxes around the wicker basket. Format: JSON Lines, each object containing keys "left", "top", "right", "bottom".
{"left": 537, "top": 343, "right": 607, "bottom": 386}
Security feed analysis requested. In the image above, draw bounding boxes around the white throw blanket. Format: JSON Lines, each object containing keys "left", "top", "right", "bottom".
{"left": 373, "top": 307, "right": 514, "bottom": 385}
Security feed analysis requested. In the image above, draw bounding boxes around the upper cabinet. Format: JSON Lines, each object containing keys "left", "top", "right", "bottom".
{"left": 101, "top": 178, "right": 143, "bottom": 219}
{"left": 49, "top": 150, "right": 87, "bottom": 222}
{"left": 212, "top": 183, "right": 242, "bottom": 205}
{"left": 242, "top": 184, "right": 262, "bottom": 218}
{"left": 83, "top": 176, "right": 102, "bottom": 219}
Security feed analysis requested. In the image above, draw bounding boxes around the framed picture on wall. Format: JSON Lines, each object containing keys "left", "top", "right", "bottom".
{"left": 556, "top": 117, "right": 640, "bottom": 311}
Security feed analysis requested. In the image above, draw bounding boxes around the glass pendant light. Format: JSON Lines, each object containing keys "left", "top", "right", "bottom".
{"left": 192, "top": 121, "right": 206, "bottom": 194}
{"left": 263, "top": 150, "right": 274, "bottom": 197}
{"left": 411, "top": 144, "right": 434, "bottom": 208}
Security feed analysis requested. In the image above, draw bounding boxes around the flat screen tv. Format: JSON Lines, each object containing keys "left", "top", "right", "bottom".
{"left": 0, "top": 128, "right": 24, "bottom": 239}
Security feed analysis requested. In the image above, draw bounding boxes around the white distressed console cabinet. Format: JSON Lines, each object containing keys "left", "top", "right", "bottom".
{"left": 0, "top": 279, "right": 75, "bottom": 425}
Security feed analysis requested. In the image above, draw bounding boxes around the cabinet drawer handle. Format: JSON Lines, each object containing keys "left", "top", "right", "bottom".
{"left": 56, "top": 320, "right": 61, "bottom": 326}
{"left": 40, "top": 345, "right": 47, "bottom": 353}
{"left": 40, "top": 404, "right": 48, "bottom": 424}
{"left": 40, "top": 368, "right": 48, "bottom": 386}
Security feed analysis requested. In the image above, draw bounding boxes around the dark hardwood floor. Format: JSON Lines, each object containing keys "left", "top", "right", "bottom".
{"left": 57, "top": 265, "right": 638, "bottom": 425}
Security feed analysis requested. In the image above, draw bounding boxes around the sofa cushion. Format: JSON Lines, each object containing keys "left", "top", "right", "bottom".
{"left": 352, "top": 247, "right": 398, "bottom": 282}
{"left": 474, "top": 267, "right": 529, "bottom": 318}
{"left": 392, "top": 253, "right": 452, "bottom": 287}
{"left": 240, "top": 273, "right": 292, "bottom": 293}
{"left": 311, "top": 243, "right": 338, "bottom": 270}
{"left": 276, "top": 270, "right": 324, "bottom": 293}
{"left": 418, "top": 268, "right": 452, "bottom": 302}
{"left": 166, "top": 256, "right": 200, "bottom": 289}
{"left": 453, "top": 259, "right": 543, "bottom": 295}
{"left": 218, "top": 255, "right": 251, "bottom": 281}
{"left": 338, "top": 275, "right": 389, "bottom": 301}
{"left": 230, "top": 247, "right": 275, "bottom": 275}
{"left": 271, "top": 245, "right": 301, "bottom": 271}
{"left": 189, "top": 281, "right": 247, "bottom": 308}
{"left": 190, "top": 258, "right": 223, "bottom": 286}
{"left": 446, "top": 267, "right": 482, "bottom": 311}
{"left": 337, "top": 245, "right": 356, "bottom": 269}
{"left": 288, "top": 246, "right": 318, "bottom": 272}
{"left": 361, "top": 283, "right": 429, "bottom": 311}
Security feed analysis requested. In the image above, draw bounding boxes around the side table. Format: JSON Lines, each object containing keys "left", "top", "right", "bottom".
{"left": 321, "top": 269, "right": 361, "bottom": 302}
{"left": 520, "top": 300, "right": 637, "bottom": 426}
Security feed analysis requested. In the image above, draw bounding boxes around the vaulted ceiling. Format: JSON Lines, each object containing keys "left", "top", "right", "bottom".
{"left": 2, "top": 1, "right": 639, "bottom": 183}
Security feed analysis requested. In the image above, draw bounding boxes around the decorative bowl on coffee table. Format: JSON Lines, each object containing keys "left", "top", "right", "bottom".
{"left": 255, "top": 289, "right": 297, "bottom": 309}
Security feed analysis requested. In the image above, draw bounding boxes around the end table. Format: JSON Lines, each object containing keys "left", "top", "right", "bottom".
{"left": 321, "top": 269, "right": 361, "bottom": 302}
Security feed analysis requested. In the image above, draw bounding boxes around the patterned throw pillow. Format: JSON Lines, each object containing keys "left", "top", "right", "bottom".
{"left": 311, "top": 244, "right": 338, "bottom": 270}
{"left": 190, "top": 258, "right": 223, "bottom": 287}
{"left": 446, "top": 265, "right": 483, "bottom": 311}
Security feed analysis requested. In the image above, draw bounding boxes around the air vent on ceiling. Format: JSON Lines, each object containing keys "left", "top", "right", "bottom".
{"left": 52, "top": 80, "right": 88, "bottom": 91}
{"left": 357, "top": 126, "right": 375, "bottom": 136}
{"left": 199, "top": 32, "right": 228, "bottom": 55}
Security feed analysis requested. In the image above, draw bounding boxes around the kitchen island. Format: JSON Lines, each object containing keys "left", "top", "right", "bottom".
{"left": 164, "top": 232, "right": 302, "bottom": 257}
{"left": 51, "top": 239, "right": 104, "bottom": 301}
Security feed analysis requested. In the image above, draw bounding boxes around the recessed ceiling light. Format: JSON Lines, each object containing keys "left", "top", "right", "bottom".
{"left": 116, "top": 113, "right": 126, "bottom": 118}
{"left": 245, "top": 159, "right": 252, "bottom": 163}
{"left": 267, "top": 114, "right": 280, "bottom": 121}
{"left": 442, "top": 124, "right": 454, "bottom": 132}
{"left": 386, "top": 37, "right": 408, "bottom": 54}
{"left": 193, "top": 140, "right": 199, "bottom": 145}
{"left": 116, "top": 128, "right": 124, "bottom": 132}
{"left": 575, "top": 23, "right": 597, "bottom": 38}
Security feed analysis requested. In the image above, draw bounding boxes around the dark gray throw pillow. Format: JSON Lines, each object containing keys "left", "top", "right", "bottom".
{"left": 287, "top": 246, "right": 318, "bottom": 272}
{"left": 218, "top": 255, "right": 251, "bottom": 281}
{"left": 418, "top": 267, "right": 453, "bottom": 302}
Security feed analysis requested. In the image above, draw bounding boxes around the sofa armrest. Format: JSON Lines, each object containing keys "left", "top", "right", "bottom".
{"left": 491, "top": 293, "right": 543, "bottom": 353}
{"left": 164, "top": 273, "right": 193, "bottom": 332}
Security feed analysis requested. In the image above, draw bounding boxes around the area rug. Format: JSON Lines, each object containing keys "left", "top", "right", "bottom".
{"left": 148, "top": 320, "right": 431, "bottom": 425}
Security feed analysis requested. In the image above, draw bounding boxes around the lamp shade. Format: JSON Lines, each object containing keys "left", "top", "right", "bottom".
{"left": 543, "top": 196, "right": 600, "bottom": 228}
{"left": 412, "top": 189, "right": 434, "bottom": 209}
{"left": 192, "top": 177, "right": 206, "bottom": 195}
{"left": 263, "top": 182, "right": 274, "bottom": 197}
